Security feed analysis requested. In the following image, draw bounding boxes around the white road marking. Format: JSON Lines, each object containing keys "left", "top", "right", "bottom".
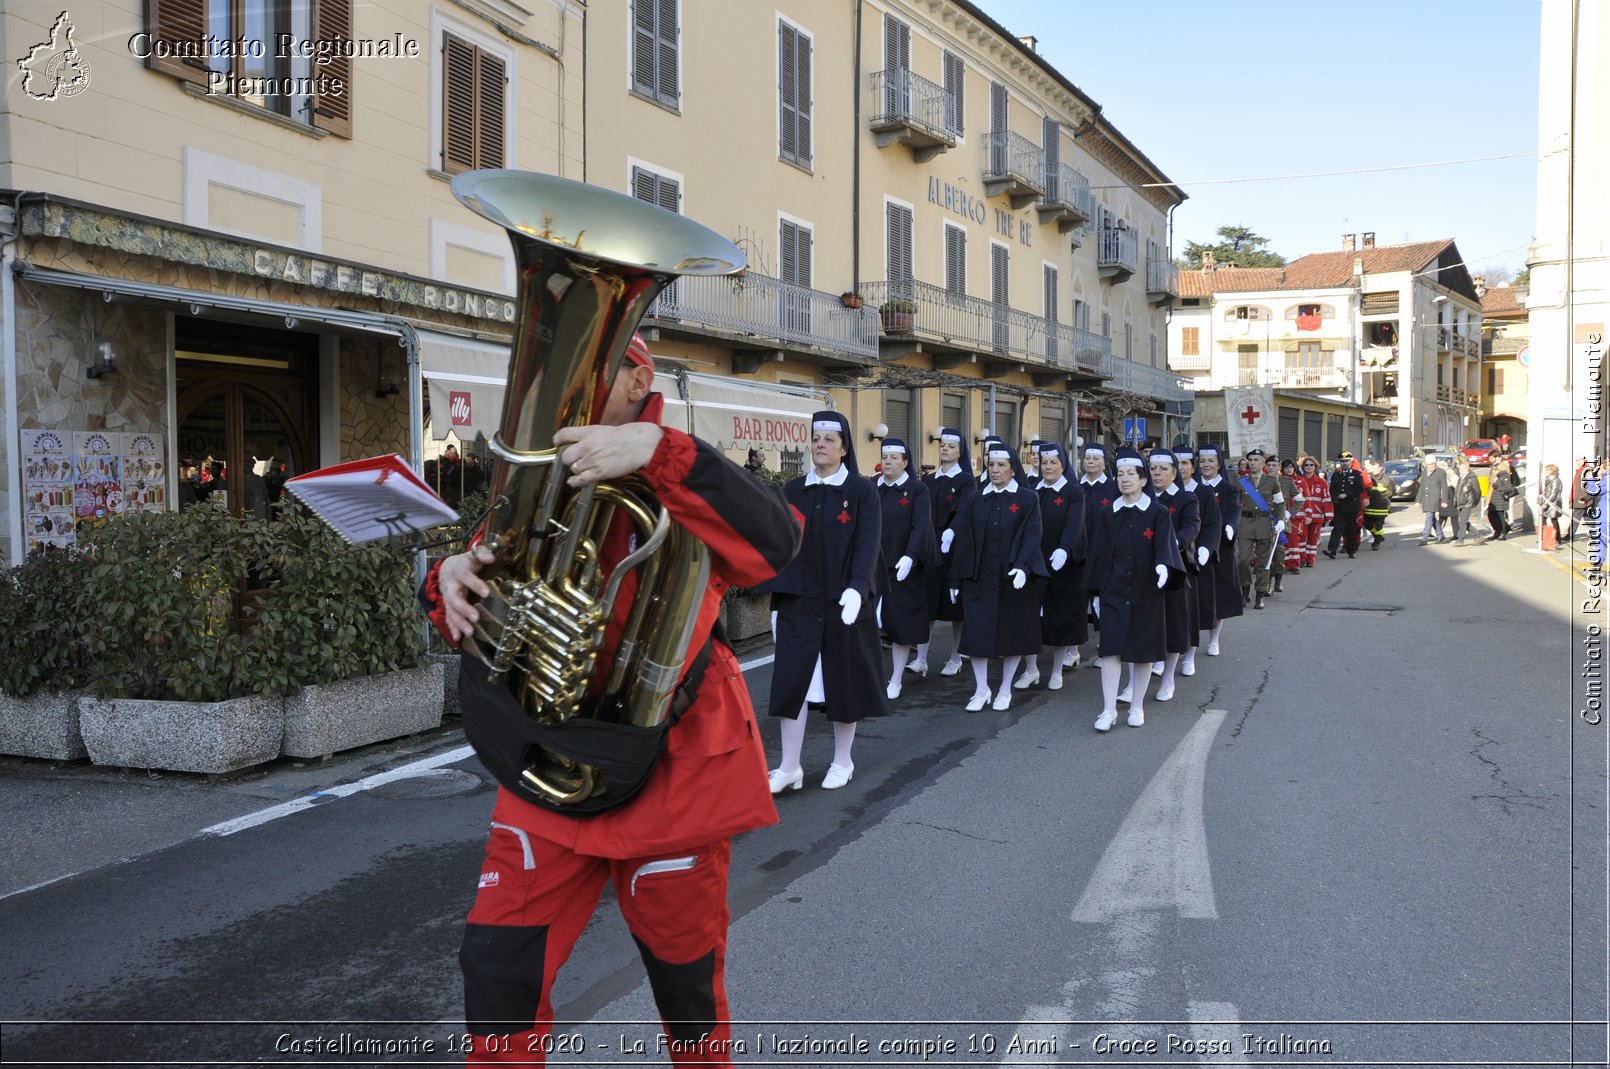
{"left": 1189, "top": 999, "right": 1250, "bottom": 1065}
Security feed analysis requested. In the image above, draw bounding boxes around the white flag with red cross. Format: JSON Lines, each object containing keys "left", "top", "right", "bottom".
{"left": 1226, "top": 386, "right": 1277, "bottom": 458}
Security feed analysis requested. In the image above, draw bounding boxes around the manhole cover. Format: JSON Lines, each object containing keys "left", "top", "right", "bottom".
{"left": 1305, "top": 602, "right": 1402, "bottom": 614}
{"left": 369, "top": 768, "right": 485, "bottom": 799}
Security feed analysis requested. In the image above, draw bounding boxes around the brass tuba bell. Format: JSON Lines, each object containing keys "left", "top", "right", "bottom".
{"left": 451, "top": 169, "right": 744, "bottom": 809}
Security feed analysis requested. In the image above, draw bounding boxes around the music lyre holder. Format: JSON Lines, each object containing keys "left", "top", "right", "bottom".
{"left": 373, "top": 496, "right": 504, "bottom": 553}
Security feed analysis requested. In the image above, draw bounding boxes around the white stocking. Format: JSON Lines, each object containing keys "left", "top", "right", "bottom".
{"left": 1126, "top": 662, "right": 1147, "bottom": 716}
{"left": 889, "top": 644, "right": 911, "bottom": 684}
{"left": 971, "top": 658, "right": 991, "bottom": 697}
{"left": 1161, "top": 651, "right": 1180, "bottom": 689}
{"left": 776, "top": 702, "right": 807, "bottom": 774}
{"left": 1099, "top": 655, "right": 1122, "bottom": 710}
{"left": 831, "top": 720, "right": 857, "bottom": 769}
{"left": 1001, "top": 655, "right": 1022, "bottom": 694}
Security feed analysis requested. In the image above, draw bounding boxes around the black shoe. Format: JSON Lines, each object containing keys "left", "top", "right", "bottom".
{"left": 1322, "top": 549, "right": 1336, "bottom": 559}
{"left": 1347, "top": 552, "right": 1356, "bottom": 558}
{"left": 1371, "top": 540, "right": 1380, "bottom": 550}
{"left": 1253, "top": 592, "right": 1266, "bottom": 609}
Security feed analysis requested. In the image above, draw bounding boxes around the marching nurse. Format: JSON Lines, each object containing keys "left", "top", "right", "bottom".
{"left": 874, "top": 438, "right": 936, "bottom": 698}
{"left": 1015, "top": 441, "right": 1086, "bottom": 691}
{"left": 915, "top": 428, "right": 976, "bottom": 677}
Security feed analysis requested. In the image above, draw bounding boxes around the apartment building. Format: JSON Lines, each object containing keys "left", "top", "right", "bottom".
{"left": 583, "top": 0, "right": 1189, "bottom": 476}
{"left": 1479, "top": 282, "right": 1530, "bottom": 445}
{"left": 1, "top": 0, "right": 583, "bottom": 561}
{"left": 1168, "top": 236, "right": 1483, "bottom": 459}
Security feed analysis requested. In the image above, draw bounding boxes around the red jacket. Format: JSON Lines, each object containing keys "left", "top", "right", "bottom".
{"left": 423, "top": 397, "right": 801, "bottom": 857}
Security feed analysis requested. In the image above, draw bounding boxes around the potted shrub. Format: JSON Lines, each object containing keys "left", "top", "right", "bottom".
{"left": 840, "top": 291, "right": 863, "bottom": 309}
{"left": 0, "top": 546, "right": 90, "bottom": 760}
{"left": 880, "top": 298, "right": 916, "bottom": 335}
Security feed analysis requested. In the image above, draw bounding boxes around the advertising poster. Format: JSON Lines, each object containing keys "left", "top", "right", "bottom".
{"left": 20, "top": 429, "right": 75, "bottom": 553}
{"left": 73, "top": 431, "right": 123, "bottom": 531}
{"left": 121, "top": 432, "right": 167, "bottom": 513}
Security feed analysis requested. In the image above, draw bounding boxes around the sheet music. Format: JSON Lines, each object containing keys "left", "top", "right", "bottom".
{"left": 285, "top": 456, "right": 460, "bottom": 544}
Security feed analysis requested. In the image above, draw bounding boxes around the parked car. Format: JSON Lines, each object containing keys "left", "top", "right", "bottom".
{"left": 1382, "top": 459, "right": 1422, "bottom": 501}
{"left": 1462, "top": 438, "right": 1501, "bottom": 466}
{"left": 1412, "top": 443, "right": 1454, "bottom": 458}
{"left": 1509, "top": 446, "right": 1528, "bottom": 481}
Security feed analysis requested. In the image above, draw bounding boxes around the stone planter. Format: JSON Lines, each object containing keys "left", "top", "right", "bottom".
{"left": 0, "top": 690, "right": 87, "bottom": 761}
{"left": 723, "top": 593, "right": 773, "bottom": 643}
{"left": 429, "top": 653, "right": 463, "bottom": 719}
{"left": 80, "top": 694, "right": 285, "bottom": 774}
{"left": 281, "top": 663, "right": 444, "bottom": 759}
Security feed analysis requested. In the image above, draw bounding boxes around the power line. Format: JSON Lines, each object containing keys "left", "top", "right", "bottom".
{"left": 1090, "top": 150, "right": 1537, "bottom": 191}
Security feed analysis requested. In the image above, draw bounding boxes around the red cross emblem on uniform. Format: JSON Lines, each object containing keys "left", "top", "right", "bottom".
{"left": 1054, "top": 496, "right": 1065, "bottom": 506}
{"left": 899, "top": 495, "right": 909, "bottom": 507}
{"left": 1143, "top": 527, "right": 1155, "bottom": 540}
{"left": 1008, "top": 503, "right": 1019, "bottom": 513}
{"left": 837, "top": 510, "right": 851, "bottom": 524}
{"left": 1100, "top": 497, "right": 1111, "bottom": 507}
{"left": 1239, "top": 404, "right": 1262, "bottom": 426}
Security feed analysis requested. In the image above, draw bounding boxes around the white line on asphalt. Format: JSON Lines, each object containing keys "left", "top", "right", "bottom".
{"left": 1071, "top": 709, "right": 1226, "bottom": 922}
{"left": 1188, "top": 999, "right": 1249, "bottom": 1065}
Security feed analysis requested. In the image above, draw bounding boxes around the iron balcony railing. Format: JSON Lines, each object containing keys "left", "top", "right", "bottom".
{"left": 1041, "top": 161, "right": 1092, "bottom": 220}
{"left": 1226, "top": 366, "right": 1351, "bottom": 391}
{"left": 1098, "top": 228, "right": 1139, "bottom": 274}
{"left": 981, "top": 130, "right": 1046, "bottom": 193}
{"left": 863, "top": 278, "right": 1111, "bottom": 375}
{"left": 1106, "top": 356, "right": 1193, "bottom": 401}
{"left": 648, "top": 272, "right": 881, "bottom": 359}
{"left": 1146, "top": 257, "right": 1180, "bottom": 297}
{"left": 869, "top": 68, "right": 953, "bottom": 142}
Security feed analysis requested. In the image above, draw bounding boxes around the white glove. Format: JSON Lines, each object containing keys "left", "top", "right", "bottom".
{"left": 838, "top": 588, "right": 861, "bottom": 625}
{"left": 1155, "top": 564, "right": 1168, "bottom": 589}
{"left": 1050, "top": 548, "right": 1068, "bottom": 572}
{"left": 949, "top": 587, "right": 960, "bottom": 604}
{"left": 1196, "top": 545, "right": 1210, "bottom": 567}
{"left": 1275, "top": 520, "right": 1286, "bottom": 535}
{"left": 770, "top": 610, "right": 778, "bottom": 642}
{"left": 1009, "top": 568, "right": 1027, "bottom": 590}
{"left": 1091, "top": 596, "right": 1100, "bottom": 618}
{"left": 895, "top": 555, "right": 914, "bottom": 582}
{"left": 1225, "top": 523, "right": 1235, "bottom": 541}
{"left": 940, "top": 528, "right": 955, "bottom": 554}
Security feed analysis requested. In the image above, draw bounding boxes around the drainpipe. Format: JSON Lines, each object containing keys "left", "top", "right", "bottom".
{"left": 851, "top": 0, "right": 863, "bottom": 289}
{"left": 1, "top": 194, "right": 20, "bottom": 565}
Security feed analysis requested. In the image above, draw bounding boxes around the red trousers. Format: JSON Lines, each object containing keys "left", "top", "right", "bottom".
{"left": 461, "top": 812, "right": 734, "bottom": 1066}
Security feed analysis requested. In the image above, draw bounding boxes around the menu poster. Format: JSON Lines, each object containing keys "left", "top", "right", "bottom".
{"left": 121, "top": 432, "right": 167, "bottom": 513}
{"left": 21, "top": 429, "right": 74, "bottom": 553}
{"left": 73, "top": 432, "right": 123, "bottom": 531}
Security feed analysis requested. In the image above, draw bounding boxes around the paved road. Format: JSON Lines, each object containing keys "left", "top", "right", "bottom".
{"left": 0, "top": 511, "right": 1604, "bottom": 1067}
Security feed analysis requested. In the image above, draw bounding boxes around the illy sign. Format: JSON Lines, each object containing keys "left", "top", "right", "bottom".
{"left": 449, "top": 391, "right": 472, "bottom": 427}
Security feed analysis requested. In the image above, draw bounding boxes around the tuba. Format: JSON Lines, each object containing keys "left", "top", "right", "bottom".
{"left": 450, "top": 169, "right": 745, "bottom": 811}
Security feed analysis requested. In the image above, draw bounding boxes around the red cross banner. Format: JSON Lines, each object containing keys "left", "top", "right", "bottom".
{"left": 1225, "top": 385, "right": 1277, "bottom": 457}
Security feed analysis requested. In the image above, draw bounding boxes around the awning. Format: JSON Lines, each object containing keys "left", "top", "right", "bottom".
{"left": 417, "top": 331, "right": 510, "bottom": 443}
{"left": 654, "top": 371, "right": 825, "bottom": 452}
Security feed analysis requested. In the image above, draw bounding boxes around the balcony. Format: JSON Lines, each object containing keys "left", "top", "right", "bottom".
{"left": 1097, "top": 228, "right": 1138, "bottom": 280}
{"left": 1145, "top": 257, "right": 1179, "bottom": 303}
{"left": 1168, "top": 351, "right": 1213, "bottom": 372}
{"left": 1221, "top": 364, "right": 1351, "bottom": 392}
{"left": 862, "top": 279, "right": 1109, "bottom": 377}
{"left": 1105, "top": 357, "right": 1193, "bottom": 402}
{"left": 646, "top": 272, "right": 881, "bottom": 365}
{"left": 981, "top": 131, "right": 1045, "bottom": 209}
{"left": 1456, "top": 330, "right": 1482, "bottom": 356}
{"left": 1360, "top": 344, "right": 1399, "bottom": 368}
{"left": 868, "top": 69, "right": 956, "bottom": 163}
{"left": 1037, "top": 162, "right": 1092, "bottom": 234}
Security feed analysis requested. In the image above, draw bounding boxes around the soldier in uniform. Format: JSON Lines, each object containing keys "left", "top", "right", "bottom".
{"left": 1324, "top": 451, "right": 1367, "bottom": 558}
{"left": 912, "top": 428, "right": 975, "bottom": 677}
{"left": 1236, "top": 448, "right": 1286, "bottom": 611}
{"left": 1272, "top": 457, "right": 1303, "bottom": 588}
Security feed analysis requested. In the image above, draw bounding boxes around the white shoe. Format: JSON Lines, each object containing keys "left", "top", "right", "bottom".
{"left": 992, "top": 688, "right": 1012, "bottom": 711}
{"left": 768, "top": 768, "right": 803, "bottom": 794}
{"left": 1151, "top": 661, "right": 1164, "bottom": 676}
{"left": 1127, "top": 707, "right": 1145, "bottom": 727}
{"left": 1155, "top": 681, "right": 1175, "bottom": 702}
{"left": 940, "top": 659, "right": 964, "bottom": 676}
{"left": 886, "top": 681, "right": 902, "bottom": 700}
{"left": 1064, "top": 649, "right": 1080, "bottom": 669}
{"left": 1205, "top": 639, "right": 1221, "bottom": 656}
{"left": 821, "top": 763, "right": 854, "bottom": 790}
{"left": 906, "top": 660, "right": 928, "bottom": 677}
{"left": 1047, "top": 671, "right": 1064, "bottom": 690}
{"left": 1013, "top": 667, "right": 1040, "bottom": 690}
{"left": 1117, "top": 685, "right": 1133, "bottom": 704}
{"left": 1094, "top": 709, "right": 1117, "bottom": 732}
{"left": 1180, "top": 653, "right": 1196, "bottom": 677}
{"left": 965, "top": 691, "right": 990, "bottom": 712}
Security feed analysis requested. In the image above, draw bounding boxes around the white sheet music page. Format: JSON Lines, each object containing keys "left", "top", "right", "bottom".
{"left": 285, "top": 455, "right": 460, "bottom": 544}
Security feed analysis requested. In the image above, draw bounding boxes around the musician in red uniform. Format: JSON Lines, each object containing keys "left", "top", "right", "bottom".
{"left": 422, "top": 335, "right": 801, "bottom": 1066}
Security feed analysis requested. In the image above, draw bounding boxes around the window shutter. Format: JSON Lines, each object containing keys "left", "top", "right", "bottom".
{"left": 655, "top": 0, "right": 679, "bottom": 105}
{"left": 310, "top": 0, "right": 353, "bottom": 137}
{"left": 884, "top": 15, "right": 909, "bottom": 69}
{"left": 944, "top": 226, "right": 966, "bottom": 296}
{"left": 1043, "top": 117, "right": 1060, "bottom": 193}
{"left": 797, "top": 225, "right": 812, "bottom": 288}
{"left": 655, "top": 174, "right": 680, "bottom": 214}
{"left": 778, "top": 23, "right": 797, "bottom": 161}
{"left": 632, "top": 0, "right": 657, "bottom": 95}
{"left": 943, "top": 51, "right": 965, "bottom": 134}
{"left": 1183, "top": 327, "right": 1199, "bottom": 355}
{"left": 145, "top": 0, "right": 210, "bottom": 87}
{"left": 1043, "top": 264, "right": 1058, "bottom": 321}
{"left": 991, "top": 245, "right": 1008, "bottom": 307}
{"left": 476, "top": 50, "right": 506, "bottom": 167}
{"left": 989, "top": 83, "right": 1008, "bottom": 173}
{"left": 793, "top": 31, "right": 812, "bottom": 166}
{"left": 884, "top": 389, "right": 913, "bottom": 442}
{"left": 886, "top": 202, "right": 913, "bottom": 292}
{"left": 442, "top": 35, "right": 477, "bottom": 173}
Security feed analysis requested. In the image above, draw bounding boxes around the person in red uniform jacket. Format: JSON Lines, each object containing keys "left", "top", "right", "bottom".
{"left": 422, "top": 335, "right": 801, "bottom": 1066}
{"left": 1293, "top": 455, "right": 1331, "bottom": 568}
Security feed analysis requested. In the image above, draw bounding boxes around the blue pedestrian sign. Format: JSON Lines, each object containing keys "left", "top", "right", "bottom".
{"left": 1123, "top": 417, "right": 1148, "bottom": 444}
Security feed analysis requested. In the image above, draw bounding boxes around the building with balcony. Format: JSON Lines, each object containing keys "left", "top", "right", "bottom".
{"left": 1479, "top": 282, "right": 1530, "bottom": 445}
{"left": 1168, "top": 236, "right": 1484, "bottom": 459}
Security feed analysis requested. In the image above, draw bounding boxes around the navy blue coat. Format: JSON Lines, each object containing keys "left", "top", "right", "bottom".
{"left": 924, "top": 467, "right": 976, "bottom": 622}
{"left": 1084, "top": 493, "right": 1185, "bottom": 663}
{"left": 1205, "top": 474, "right": 1244, "bottom": 620}
{"left": 950, "top": 483, "right": 1047, "bottom": 657}
{"left": 1036, "top": 478, "right": 1088, "bottom": 646}
{"left": 1189, "top": 479, "right": 1222, "bottom": 630}
{"left": 877, "top": 474, "right": 936, "bottom": 646}
{"left": 1156, "top": 484, "right": 1201, "bottom": 653}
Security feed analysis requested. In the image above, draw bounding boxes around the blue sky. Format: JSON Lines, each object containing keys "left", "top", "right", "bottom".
{"left": 977, "top": 0, "right": 1541, "bottom": 279}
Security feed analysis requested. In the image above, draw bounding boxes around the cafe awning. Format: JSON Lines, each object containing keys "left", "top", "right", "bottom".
{"left": 654, "top": 371, "right": 826, "bottom": 452}
{"left": 417, "top": 332, "right": 510, "bottom": 443}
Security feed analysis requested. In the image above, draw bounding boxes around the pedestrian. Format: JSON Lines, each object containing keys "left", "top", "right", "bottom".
{"left": 1363, "top": 473, "right": 1392, "bottom": 548}
{"left": 1324, "top": 451, "right": 1366, "bottom": 558}
{"left": 1235, "top": 448, "right": 1285, "bottom": 610}
{"left": 913, "top": 428, "right": 975, "bottom": 678}
{"left": 949, "top": 440, "right": 1046, "bottom": 711}
{"left": 1014, "top": 441, "right": 1086, "bottom": 691}
{"left": 1294, "top": 455, "right": 1332, "bottom": 565}
{"left": 176, "top": 458, "right": 202, "bottom": 509}
{"left": 1568, "top": 458, "right": 1593, "bottom": 542}
{"left": 874, "top": 438, "right": 936, "bottom": 698}
{"left": 1452, "top": 458, "right": 1482, "bottom": 544}
{"left": 1175, "top": 447, "right": 1218, "bottom": 677}
{"left": 1195, "top": 444, "right": 1242, "bottom": 654}
{"left": 767, "top": 411, "right": 889, "bottom": 791}
{"left": 1540, "top": 463, "right": 1565, "bottom": 548}
{"left": 1416, "top": 455, "right": 1454, "bottom": 544}
{"left": 1276, "top": 458, "right": 1305, "bottom": 576}
{"left": 425, "top": 333, "right": 801, "bottom": 1065}
{"left": 1486, "top": 460, "right": 1517, "bottom": 542}
{"left": 1085, "top": 447, "right": 1185, "bottom": 731}
{"left": 1145, "top": 447, "right": 1199, "bottom": 703}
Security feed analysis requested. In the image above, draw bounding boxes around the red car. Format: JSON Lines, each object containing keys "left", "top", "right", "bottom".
{"left": 1462, "top": 438, "right": 1500, "bottom": 466}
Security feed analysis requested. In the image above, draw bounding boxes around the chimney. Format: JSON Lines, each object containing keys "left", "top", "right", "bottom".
{"left": 1362, "top": 232, "right": 1376, "bottom": 250}
{"left": 1342, "top": 234, "right": 1356, "bottom": 253}
{"left": 1473, "top": 276, "right": 1488, "bottom": 298}
{"left": 1353, "top": 257, "right": 1364, "bottom": 278}
{"left": 1018, "top": 34, "right": 1038, "bottom": 52}
{"left": 1201, "top": 250, "right": 1215, "bottom": 270}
